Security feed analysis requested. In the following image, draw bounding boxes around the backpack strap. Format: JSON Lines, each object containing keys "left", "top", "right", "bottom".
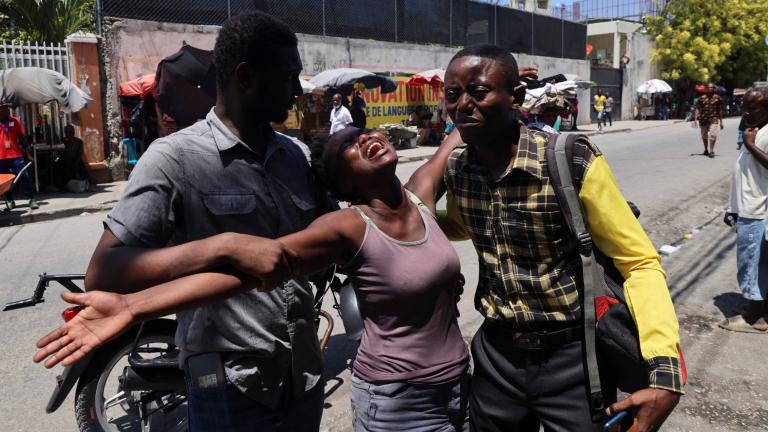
{"left": 546, "top": 132, "right": 605, "bottom": 418}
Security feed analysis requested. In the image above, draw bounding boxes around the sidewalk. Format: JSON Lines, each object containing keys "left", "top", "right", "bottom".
{"left": 0, "top": 145, "right": 436, "bottom": 227}
{"left": 0, "top": 182, "right": 125, "bottom": 227}
{"left": 575, "top": 118, "right": 686, "bottom": 136}
{"left": 0, "top": 119, "right": 690, "bottom": 228}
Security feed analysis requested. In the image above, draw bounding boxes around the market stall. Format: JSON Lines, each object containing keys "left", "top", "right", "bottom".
{"left": 636, "top": 79, "right": 673, "bottom": 120}
{"left": 0, "top": 67, "right": 93, "bottom": 191}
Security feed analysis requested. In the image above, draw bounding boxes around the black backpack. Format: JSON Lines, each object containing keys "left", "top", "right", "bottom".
{"left": 545, "top": 132, "right": 649, "bottom": 417}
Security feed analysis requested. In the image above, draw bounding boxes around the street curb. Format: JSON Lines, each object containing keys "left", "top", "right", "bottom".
{"left": 398, "top": 154, "right": 432, "bottom": 163}
{"left": 582, "top": 128, "right": 632, "bottom": 136}
{"left": 0, "top": 201, "right": 117, "bottom": 227}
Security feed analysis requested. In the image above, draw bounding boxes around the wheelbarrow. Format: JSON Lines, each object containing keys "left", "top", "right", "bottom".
{"left": 1, "top": 161, "right": 33, "bottom": 210}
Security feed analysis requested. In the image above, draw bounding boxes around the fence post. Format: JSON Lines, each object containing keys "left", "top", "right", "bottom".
{"left": 494, "top": 5, "right": 497, "bottom": 45}
{"left": 94, "top": 0, "right": 102, "bottom": 36}
{"left": 394, "top": 0, "right": 398, "bottom": 43}
{"left": 322, "top": 0, "right": 326, "bottom": 36}
{"left": 530, "top": 11, "right": 534, "bottom": 55}
{"left": 449, "top": 0, "right": 453, "bottom": 46}
{"left": 227, "top": 0, "right": 231, "bottom": 19}
{"left": 561, "top": 5, "right": 565, "bottom": 59}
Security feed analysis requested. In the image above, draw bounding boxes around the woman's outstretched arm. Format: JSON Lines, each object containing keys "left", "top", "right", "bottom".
{"left": 34, "top": 209, "right": 364, "bottom": 368}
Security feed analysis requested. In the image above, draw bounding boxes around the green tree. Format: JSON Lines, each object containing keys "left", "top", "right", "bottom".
{"left": 0, "top": 0, "right": 94, "bottom": 43}
{"left": 646, "top": 0, "right": 768, "bottom": 87}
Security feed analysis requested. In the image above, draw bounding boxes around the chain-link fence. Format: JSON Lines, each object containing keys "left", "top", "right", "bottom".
{"left": 100, "top": 0, "right": 587, "bottom": 60}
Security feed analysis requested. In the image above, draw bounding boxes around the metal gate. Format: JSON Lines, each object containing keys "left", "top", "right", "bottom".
{"left": 590, "top": 67, "right": 622, "bottom": 122}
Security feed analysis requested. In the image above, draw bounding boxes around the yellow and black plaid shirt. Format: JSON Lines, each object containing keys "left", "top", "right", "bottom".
{"left": 445, "top": 127, "right": 592, "bottom": 325}
{"left": 444, "top": 126, "right": 685, "bottom": 393}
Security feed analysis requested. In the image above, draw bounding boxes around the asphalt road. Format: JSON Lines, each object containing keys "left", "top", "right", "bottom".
{"left": 0, "top": 118, "right": 747, "bottom": 431}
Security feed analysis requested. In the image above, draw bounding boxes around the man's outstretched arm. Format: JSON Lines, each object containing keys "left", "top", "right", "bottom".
{"left": 85, "top": 228, "right": 285, "bottom": 294}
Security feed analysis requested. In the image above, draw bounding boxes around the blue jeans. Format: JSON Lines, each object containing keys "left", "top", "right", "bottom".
{"left": 185, "top": 373, "right": 324, "bottom": 432}
{"left": 0, "top": 157, "right": 34, "bottom": 199}
{"left": 736, "top": 217, "right": 768, "bottom": 301}
{"left": 350, "top": 371, "right": 470, "bottom": 432}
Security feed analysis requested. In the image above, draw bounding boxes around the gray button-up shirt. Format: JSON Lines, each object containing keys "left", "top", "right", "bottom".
{"left": 106, "top": 108, "right": 324, "bottom": 407}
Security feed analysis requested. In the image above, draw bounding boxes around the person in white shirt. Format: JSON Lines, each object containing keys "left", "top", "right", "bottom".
{"left": 329, "top": 93, "right": 353, "bottom": 134}
{"left": 722, "top": 87, "right": 768, "bottom": 333}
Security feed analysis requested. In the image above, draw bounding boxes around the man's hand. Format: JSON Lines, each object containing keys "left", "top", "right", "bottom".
{"left": 33, "top": 291, "right": 135, "bottom": 368}
{"left": 723, "top": 212, "right": 738, "bottom": 227}
{"left": 606, "top": 388, "right": 680, "bottom": 432}
{"left": 223, "top": 233, "right": 297, "bottom": 291}
{"left": 744, "top": 127, "right": 758, "bottom": 147}
{"left": 519, "top": 66, "right": 539, "bottom": 86}
{"left": 720, "top": 121, "right": 724, "bottom": 130}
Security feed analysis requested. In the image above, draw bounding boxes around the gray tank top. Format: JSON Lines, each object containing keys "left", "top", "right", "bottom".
{"left": 345, "top": 196, "right": 469, "bottom": 384}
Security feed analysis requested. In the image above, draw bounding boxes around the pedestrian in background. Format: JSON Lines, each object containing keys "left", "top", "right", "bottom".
{"left": 721, "top": 87, "right": 768, "bottom": 333}
{"left": 593, "top": 88, "right": 606, "bottom": 131}
{"left": 0, "top": 102, "right": 38, "bottom": 210}
{"left": 604, "top": 94, "right": 614, "bottom": 126}
{"left": 737, "top": 115, "right": 747, "bottom": 150}
{"left": 330, "top": 92, "right": 353, "bottom": 134}
{"left": 695, "top": 82, "right": 724, "bottom": 158}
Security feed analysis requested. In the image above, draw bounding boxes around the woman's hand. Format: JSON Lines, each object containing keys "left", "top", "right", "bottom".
{"left": 33, "top": 291, "right": 135, "bottom": 368}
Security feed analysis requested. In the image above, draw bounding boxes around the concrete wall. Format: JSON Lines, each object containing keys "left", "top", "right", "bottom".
{"left": 102, "top": 18, "right": 592, "bottom": 150}
{"left": 621, "top": 32, "right": 658, "bottom": 120}
{"left": 101, "top": 19, "right": 219, "bottom": 154}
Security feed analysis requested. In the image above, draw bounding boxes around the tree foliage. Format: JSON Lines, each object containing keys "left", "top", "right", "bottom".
{"left": 646, "top": 0, "right": 768, "bottom": 86}
{"left": 0, "top": 0, "right": 94, "bottom": 43}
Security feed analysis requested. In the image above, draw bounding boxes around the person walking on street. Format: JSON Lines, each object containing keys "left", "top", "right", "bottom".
{"left": 695, "top": 82, "right": 724, "bottom": 158}
{"left": 721, "top": 87, "right": 768, "bottom": 333}
{"left": 593, "top": 89, "right": 607, "bottom": 131}
{"left": 604, "top": 95, "right": 614, "bottom": 126}
{"left": 330, "top": 93, "right": 353, "bottom": 134}
{"left": 68, "top": 12, "right": 333, "bottom": 431}
{"left": 421, "top": 45, "right": 683, "bottom": 432}
{"left": 0, "top": 103, "right": 38, "bottom": 210}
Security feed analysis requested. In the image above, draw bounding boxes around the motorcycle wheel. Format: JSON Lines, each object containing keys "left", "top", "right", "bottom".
{"left": 74, "top": 319, "right": 186, "bottom": 432}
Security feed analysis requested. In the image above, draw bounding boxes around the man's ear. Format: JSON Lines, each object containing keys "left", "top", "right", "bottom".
{"left": 234, "top": 62, "right": 254, "bottom": 91}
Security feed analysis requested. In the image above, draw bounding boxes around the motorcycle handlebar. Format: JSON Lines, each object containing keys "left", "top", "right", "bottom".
{"left": 2, "top": 273, "right": 85, "bottom": 311}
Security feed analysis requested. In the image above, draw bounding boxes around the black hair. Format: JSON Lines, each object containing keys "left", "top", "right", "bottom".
{"left": 448, "top": 44, "right": 519, "bottom": 93}
{"left": 309, "top": 132, "right": 357, "bottom": 202}
{"left": 747, "top": 86, "right": 768, "bottom": 108}
{"left": 213, "top": 12, "right": 298, "bottom": 90}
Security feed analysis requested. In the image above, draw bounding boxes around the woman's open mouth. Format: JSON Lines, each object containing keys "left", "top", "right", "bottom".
{"left": 366, "top": 141, "right": 387, "bottom": 159}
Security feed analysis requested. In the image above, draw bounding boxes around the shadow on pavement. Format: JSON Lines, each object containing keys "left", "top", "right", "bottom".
{"left": 669, "top": 234, "right": 735, "bottom": 303}
{"left": 322, "top": 334, "right": 358, "bottom": 400}
{"left": 713, "top": 292, "right": 745, "bottom": 318}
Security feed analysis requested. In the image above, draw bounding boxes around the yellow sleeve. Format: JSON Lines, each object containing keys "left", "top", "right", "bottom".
{"left": 579, "top": 156, "right": 681, "bottom": 360}
{"left": 436, "top": 188, "right": 471, "bottom": 241}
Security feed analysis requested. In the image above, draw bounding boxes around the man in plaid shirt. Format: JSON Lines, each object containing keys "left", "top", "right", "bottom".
{"left": 419, "top": 45, "right": 683, "bottom": 431}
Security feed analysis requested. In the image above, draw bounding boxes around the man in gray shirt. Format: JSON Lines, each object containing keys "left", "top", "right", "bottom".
{"left": 85, "top": 12, "right": 329, "bottom": 431}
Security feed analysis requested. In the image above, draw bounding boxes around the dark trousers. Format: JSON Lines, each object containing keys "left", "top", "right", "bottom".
{"left": 469, "top": 323, "right": 602, "bottom": 432}
{"left": 604, "top": 111, "right": 613, "bottom": 126}
{"left": 186, "top": 374, "right": 324, "bottom": 432}
{"left": 0, "top": 157, "right": 34, "bottom": 200}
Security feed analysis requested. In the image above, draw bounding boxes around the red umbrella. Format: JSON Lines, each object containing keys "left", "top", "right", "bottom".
{"left": 406, "top": 69, "right": 445, "bottom": 87}
{"left": 119, "top": 74, "right": 155, "bottom": 99}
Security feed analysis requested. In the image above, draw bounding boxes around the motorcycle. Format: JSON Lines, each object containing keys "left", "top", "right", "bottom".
{"left": 5, "top": 269, "right": 361, "bottom": 432}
